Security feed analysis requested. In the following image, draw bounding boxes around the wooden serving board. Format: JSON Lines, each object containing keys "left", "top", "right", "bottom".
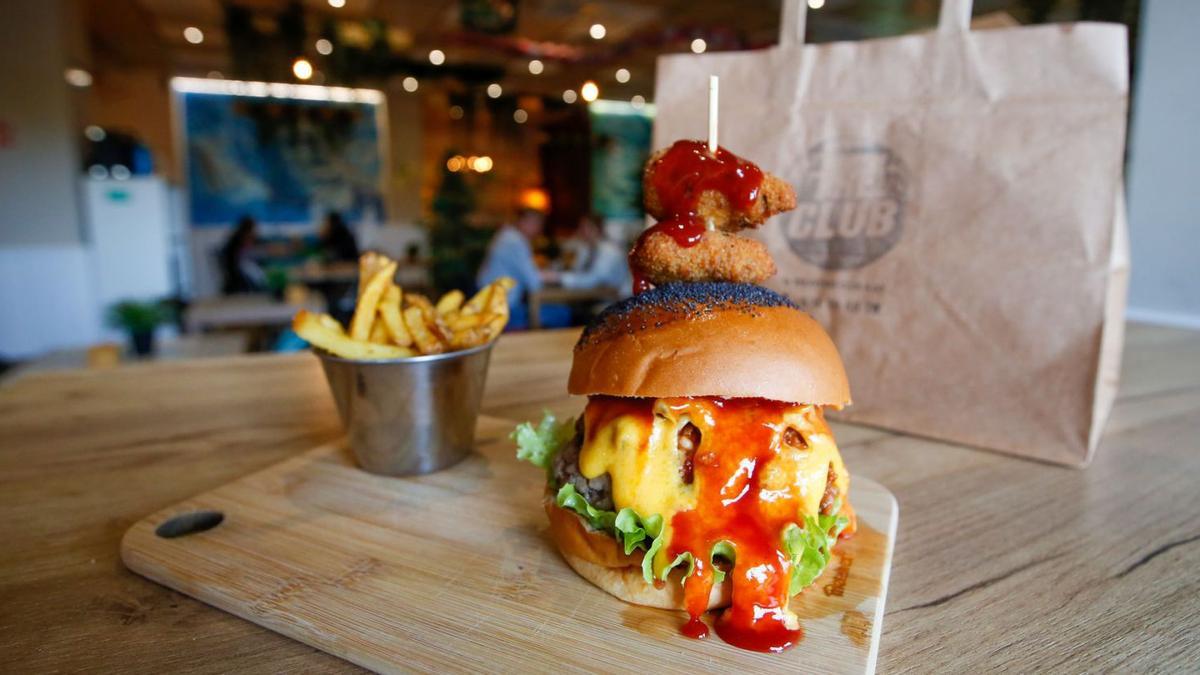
{"left": 122, "top": 416, "right": 897, "bottom": 673}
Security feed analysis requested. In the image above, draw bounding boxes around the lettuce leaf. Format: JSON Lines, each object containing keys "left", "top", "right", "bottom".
{"left": 511, "top": 411, "right": 575, "bottom": 475}
{"left": 555, "top": 483, "right": 669, "bottom": 583}
{"left": 783, "top": 506, "right": 850, "bottom": 595}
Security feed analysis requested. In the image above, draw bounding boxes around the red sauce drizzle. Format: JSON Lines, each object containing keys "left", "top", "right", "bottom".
{"left": 662, "top": 397, "right": 810, "bottom": 653}
{"left": 629, "top": 140, "right": 765, "bottom": 293}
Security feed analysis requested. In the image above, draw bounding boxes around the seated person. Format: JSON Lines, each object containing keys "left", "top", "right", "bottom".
{"left": 560, "top": 213, "right": 631, "bottom": 296}
{"left": 317, "top": 211, "right": 359, "bottom": 263}
{"left": 476, "top": 208, "right": 567, "bottom": 329}
{"left": 219, "top": 215, "right": 266, "bottom": 294}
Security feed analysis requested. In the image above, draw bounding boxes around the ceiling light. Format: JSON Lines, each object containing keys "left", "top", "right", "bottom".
{"left": 64, "top": 68, "right": 93, "bottom": 87}
{"left": 474, "top": 156, "right": 493, "bottom": 173}
{"left": 292, "top": 58, "right": 314, "bottom": 80}
{"left": 690, "top": 38, "right": 707, "bottom": 54}
{"left": 580, "top": 80, "right": 599, "bottom": 102}
{"left": 84, "top": 126, "right": 106, "bottom": 142}
{"left": 807, "top": 0, "right": 825, "bottom": 7}
{"left": 449, "top": 105, "right": 464, "bottom": 120}
{"left": 429, "top": 49, "right": 445, "bottom": 65}
{"left": 630, "top": 94, "right": 646, "bottom": 109}
{"left": 486, "top": 83, "right": 502, "bottom": 98}
{"left": 111, "top": 165, "right": 131, "bottom": 180}
{"left": 316, "top": 39, "right": 333, "bottom": 55}
{"left": 183, "top": 27, "right": 204, "bottom": 44}
{"left": 615, "top": 68, "right": 630, "bottom": 83}
{"left": 328, "top": 0, "right": 345, "bottom": 7}
{"left": 562, "top": 89, "right": 577, "bottom": 104}
{"left": 528, "top": 59, "right": 544, "bottom": 75}
{"left": 589, "top": 23, "right": 606, "bottom": 40}
{"left": 402, "top": 76, "right": 418, "bottom": 92}
{"left": 446, "top": 156, "right": 465, "bottom": 172}
{"left": 513, "top": 109, "right": 528, "bottom": 124}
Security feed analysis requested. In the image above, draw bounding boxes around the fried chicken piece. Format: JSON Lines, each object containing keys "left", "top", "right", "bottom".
{"left": 631, "top": 230, "right": 777, "bottom": 286}
{"left": 642, "top": 147, "right": 797, "bottom": 232}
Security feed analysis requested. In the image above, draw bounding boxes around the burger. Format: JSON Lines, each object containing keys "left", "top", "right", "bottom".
{"left": 513, "top": 282, "right": 856, "bottom": 653}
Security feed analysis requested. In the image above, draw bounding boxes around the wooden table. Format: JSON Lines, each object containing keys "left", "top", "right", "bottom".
{"left": 1, "top": 323, "right": 1197, "bottom": 672}
{"left": 1, "top": 333, "right": 249, "bottom": 384}
{"left": 527, "top": 286, "right": 621, "bottom": 329}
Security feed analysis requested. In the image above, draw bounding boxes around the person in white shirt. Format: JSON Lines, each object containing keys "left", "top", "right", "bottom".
{"left": 560, "top": 214, "right": 631, "bottom": 296}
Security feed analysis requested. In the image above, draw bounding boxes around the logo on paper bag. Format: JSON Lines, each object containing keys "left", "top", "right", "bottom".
{"left": 785, "top": 144, "right": 908, "bottom": 270}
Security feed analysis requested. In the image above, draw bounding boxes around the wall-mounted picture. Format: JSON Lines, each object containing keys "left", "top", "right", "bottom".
{"left": 182, "top": 92, "right": 385, "bottom": 226}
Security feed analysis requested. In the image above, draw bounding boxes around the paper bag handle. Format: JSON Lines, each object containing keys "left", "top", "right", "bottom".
{"left": 779, "top": 0, "right": 975, "bottom": 45}
{"left": 938, "top": 0, "right": 974, "bottom": 33}
{"left": 779, "top": 0, "right": 806, "bottom": 47}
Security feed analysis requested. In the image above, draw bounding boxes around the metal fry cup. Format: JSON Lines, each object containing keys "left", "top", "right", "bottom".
{"left": 314, "top": 342, "right": 493, "bottom": 476}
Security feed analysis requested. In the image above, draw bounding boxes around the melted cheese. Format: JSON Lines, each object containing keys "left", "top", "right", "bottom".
{"left": 578, "top": 397, "right": 850, "bottom": 578}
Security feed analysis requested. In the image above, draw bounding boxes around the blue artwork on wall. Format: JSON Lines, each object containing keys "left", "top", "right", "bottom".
{"left": 182, "top": 92, "right": 384, "bottom": 226}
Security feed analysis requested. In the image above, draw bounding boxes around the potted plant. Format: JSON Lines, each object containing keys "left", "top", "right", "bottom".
{"left": 107, "top": 300, "right": 173, "bottom": 357}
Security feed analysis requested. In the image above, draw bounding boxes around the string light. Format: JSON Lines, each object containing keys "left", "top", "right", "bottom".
{"left": 615, "top": 68, "right": 630, "bottom": 83}
{"left": 316, "top": 39, "right": 333, "bottom": 55}
{"left": 328, "top": 0, "right": 345, "bottom": 7}
{"left": 449, "top": 105, "right": 464, "bottom": 120}
{"left": 630, "top": 95, "right": 646, "bottom": 109}
{"left": 486, "top": 83, "right": 502, "bottom": 98}
{"left": 402, "top": 76, "right": 418, "bottom": 92}
{"left": 184, "top": 27, "right": 204, "bottom": 44}
{"left": 84, "top": 126, "right": 106, "bottom": 142}
{"left": 513, "top": 109, "right": 528, "bottom": 124}
{"left": 474, "top": 156, "right": 493, "bottom": 173}
{"left": 690, "top": 38, "right": 707, "bottom": 54}
{"left": 446, "top": 156, "right": 465, "bottom": 172}
{"left": 562, "top": 89, "right": 577, "bottom": 104}
{"left": 528, "top": 59, "right": 544, "bottom": 75}
{"left": 429, "top": 49, "right": 445, "bottom": 65}
{"left": 580, "top": 80, "right": 599, "bottom": 102}
{"left": 64, "top": 68, "right": 93, "bottom": 87}
{"left": 807, "top": 0, "right": 825, "bottom": 7}
{"left": 589, "top": 23, "right": 606, "bottom": 40}
{"left": 292, "top": 58, "right": 314, "bottom": 80}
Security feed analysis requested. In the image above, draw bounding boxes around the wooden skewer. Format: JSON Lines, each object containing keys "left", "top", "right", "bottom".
{"left": 708, "top": 75, "right": 719, "bottom": 154}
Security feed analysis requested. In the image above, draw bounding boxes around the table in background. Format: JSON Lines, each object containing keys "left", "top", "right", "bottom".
{"left": 1, "top": 323, "right": 1198, "bottom": 671}
{"left": 184, "top": 294, "right": 324, "bottom": 333}
{"left": 527, "top": 285, "right": 621, "bottom": 329}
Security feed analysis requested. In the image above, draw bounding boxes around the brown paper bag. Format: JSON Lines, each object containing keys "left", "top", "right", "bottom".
{"left": 653, "top": 0, "right": 1129, "bottom": 466}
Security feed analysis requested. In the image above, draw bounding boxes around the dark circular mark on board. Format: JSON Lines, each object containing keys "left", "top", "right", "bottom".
{"left": 155, "top": 510, "right": 225, "bottom": 538}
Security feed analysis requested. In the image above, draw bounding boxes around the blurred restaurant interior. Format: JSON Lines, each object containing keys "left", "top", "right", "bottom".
{"left": 0, "top": 0, "right": 1195, "bottom": 376}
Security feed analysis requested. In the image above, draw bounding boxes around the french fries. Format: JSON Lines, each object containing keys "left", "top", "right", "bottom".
{"left": 378, "top": 286, "right": 412, "bottom": 347}
{"left": 435, "top": 290, "right": 464, "bottom": 315}
{"left": 350, "top": 261, "right": 397, "bottom": 340}
{"left": 293, "top": 251, "right": 514, "bottom": 360}
{"left": 293, "top": 310, "right": 414, "bottom": 360}
{"left": 403, "top": 306, "right": 445, "bottom": 355}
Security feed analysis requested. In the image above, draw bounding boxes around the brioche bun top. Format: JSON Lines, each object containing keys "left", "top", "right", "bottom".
{"left": 568, "top": 282, "right": 850, "bottom": 406}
